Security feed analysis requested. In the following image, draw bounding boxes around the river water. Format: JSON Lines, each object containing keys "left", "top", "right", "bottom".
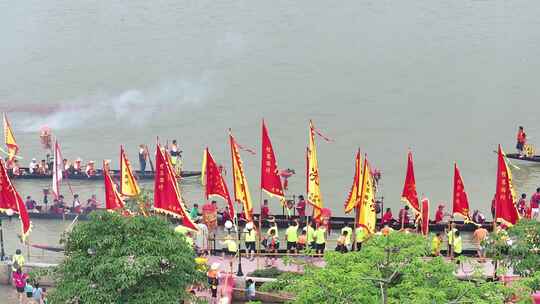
{"left": 1, "top": 0, "right": 540, "bottom": 251}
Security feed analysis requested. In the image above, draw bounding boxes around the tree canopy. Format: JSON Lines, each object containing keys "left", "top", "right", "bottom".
{"left": 48, "top": 211, "right": 203, "bottom": 304}
{"left": 265, "top": 232, "right": 518, "bottom": 304}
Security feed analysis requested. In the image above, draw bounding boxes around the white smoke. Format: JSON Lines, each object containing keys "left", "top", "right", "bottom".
{"left": 16, "top": 78, "right": 211, "bottom": 132}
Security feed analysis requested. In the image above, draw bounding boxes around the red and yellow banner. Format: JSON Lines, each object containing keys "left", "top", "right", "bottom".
{"left": 307, "top": 120, "right": 324, "bottom": 221}
{"left": 261, "top": 120, "right": 284, "bottom": 199}
{"left": 344, "top": 150, "right": 362, "bottom": 214}
{"left": 204, "top": 148, "right": 235, "bottom": 220}
{"left": 452, "top": 163, "right": 471, "bottom": 221}
{"left": 120, "top": 146, "right": 141, "bottom": 197}
{"left": 3, "top": 113, "right": 19, "bottom": 163}
{"left": 0, "top": 159, "right": 30, "bottom": 240}
{"left": 230, "top": 132, "right": 253, "bottom": 222}
{"left": 401, "top": 151, "right": 420, "bottom": 215}
{"left": 421, "top": 198, "right": 429, "bottom": 236}
{"left": 357, "top": 156, "right": 376, "bottom": 233}
{"left": 494, "top": 145, "right": 519, "bottom": 226}
{"left": 154, "top": 143, "right": 198, "bottom": 231}
{"left": 103, "top": 161, "right": 126, "bottom": 211}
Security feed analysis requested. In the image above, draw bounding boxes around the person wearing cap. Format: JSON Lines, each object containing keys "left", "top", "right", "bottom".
{"left": 73, "top": 158, "right": 83, "bottom": 173}
{"left": 85, "top": 161, "right": 96, "bottom": 177}
{"left": 207, "top": 263, "right": 220, "bottom": 303}
{"left": 434, "top": 204, "right": 445, "bottom": 224}
{"left": 266, "top": 219, "right": 278, "bottom": 238}
{"left": 28, "top": 158, "right": 38, "bottom": 174}
{"left": 243, "top": 222, "right": 257, "bottom": 260}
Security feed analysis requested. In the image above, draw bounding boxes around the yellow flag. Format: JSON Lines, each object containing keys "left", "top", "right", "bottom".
{"left": 120, "top": 146, "right": 141, "bottom": 197}
{"left": 344, "top": 150, "right": 362, "bottom": 214}
{"left": 3, "top": 113, "right": 19, "bottom": 162}
{"left": 357, "top": 156, "right": 377, "bottom": 234}
{"left": 230, "top": 132, "right": 253, "bottom": 221}
{"left": 307, "top": 120, "right": 324, "bottom": 221}
{"left": 201, "top": 148, "right": 207, "bottom": 185}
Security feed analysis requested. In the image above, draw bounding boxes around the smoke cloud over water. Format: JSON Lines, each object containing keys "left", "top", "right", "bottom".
{"left": 12, "top": 78, "right": 212, "bottom": 133}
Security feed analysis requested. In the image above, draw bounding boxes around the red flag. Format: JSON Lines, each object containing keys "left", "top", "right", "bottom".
{"left": 401, "top": 151, "right": 420, "bottom": 214}
{"left": 495, "top": 145, "right": 520, "bottom": 226}
{"left": 0, "top": 160, "right": 30, "bottom": 240}
{"left": 204, "top": 148, "right": 234, "bottom": 220}
{"left": 261, "top": 120, "right": 284, "bottom": 198}
{"left": 154, "top": 143, "right": 198, "bottom": 231}
{"left": 421, "top": 198, "right": 429, "bottom": 236}
{"left": 453, "top": 163, "right": 471, "bottom": 221}
{"left": 103, "top": 161, "right": 126, "bottom": 211}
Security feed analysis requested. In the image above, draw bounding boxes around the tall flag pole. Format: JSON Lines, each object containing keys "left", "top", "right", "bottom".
{"left": 204, "top": 148, "right": 235, "bottom": 220}
{"left": 401, "top": 150, "right": 420, "bottom": 228}
{"left": 421, "top": 198, "right": 430, "bottom": 236}
{"left": 120, "top": 146, "right": 141, "bottom": 197}
{"left": 452, "top": 162, "right": 472, "bottom": 222}
{"left": 154, "top": 142, "right": 198, "bottom": 231}
{"left": 2, "top": 113, "right": 19, "bottom": 164}
{"left": 230, "top": 130, "right": 254, "bottom": 222}
{"left": 103, "top": 161, "right": 127, "bottom": 212}
{"left": 260, "top": 120, "right": 285, "bottom": 199}
{"left": 494, "top": 145, "right": 520, "bottom": 227}
{"left": 307, "top": 120, "right": 324, "bottom": 222}
{"left": 344, "top": 150, "right": 362, "bottom": 214}
{"left": 357, "top": 155, "right": 377, "bottom": 234}
{"left": 0, "top": 160, "right": 31, "bottom": 240}
{"left": 51, "top": 140, "right": 63, "bottom": 199}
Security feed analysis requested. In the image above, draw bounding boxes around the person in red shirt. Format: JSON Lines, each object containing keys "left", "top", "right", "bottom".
{"left": 517, "top": 193, "right": 527, "bottom": 217}
{"left": 434, "top": 204, "right": 445, "bottom": 224}
{"left": 516, "top": 126, "right": 527, "bottom": 157}
{"left": 261, "top": 199, "right": 270, "bottom": 220}
{"left": 531, "top": 188, "right": 540, "bottom": 219}
{"left": 381, "top": 208, "right": 393, "bottom": 225}
{"left": 398, "top": 206, "right": 410, "bottom": 227}
{"left": 296, "top": 195, "right": 306, "bottom": 217}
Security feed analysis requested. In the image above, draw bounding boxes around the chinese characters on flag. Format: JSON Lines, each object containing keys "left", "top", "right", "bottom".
{"left": 401, "top": 151, "right": 420, "bottom": 215}
{"left": 494, "top": 145, "right": 519, "bottom": 226}
{"left": 154, "top": 143, "right": 198, "bottom": 231}
{"left": 204, "top": 148, "right": 234, "bottom": 220}
{"left": 453, "top": 163, "right": 471, "bottom": 221}
{"left": 261, "top": 120, "right": 284, "bottom": 199}
{"left": 0, "top": 159, "right": 30, "bottom": 240}
{"left": 103, "top": 161, "right": 126, "bottom": 211}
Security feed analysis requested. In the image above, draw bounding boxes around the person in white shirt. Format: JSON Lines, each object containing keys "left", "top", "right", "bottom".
{"left": 29, "top": 158, "right": 38, "bottom": 174}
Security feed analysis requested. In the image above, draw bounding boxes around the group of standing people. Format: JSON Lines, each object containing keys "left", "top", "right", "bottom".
{"left": 10, "top": 249, "right": 47, "bottom": 304}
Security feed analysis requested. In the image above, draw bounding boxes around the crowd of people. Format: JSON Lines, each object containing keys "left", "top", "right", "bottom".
{"left": 23, "top": 194, "right": 101, "bottom": 215}
{"left": 9, "top": 249, "right": 48, "bottom": 304}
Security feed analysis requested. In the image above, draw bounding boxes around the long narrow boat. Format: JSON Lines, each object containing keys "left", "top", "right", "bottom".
{"left": 504, "top": 153, "right": 540, "bottom": 163}
{"left": 8, "top": 167, "right": 201, "bottom": 180}
{"left": 0, "top": 212, "right": 492, "bottom": 232}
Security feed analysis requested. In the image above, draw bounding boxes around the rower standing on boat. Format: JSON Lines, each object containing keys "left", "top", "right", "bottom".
{"left": 138, "top": 144, "right": 147, "bottom": 172}
{"left": 516, "top": 126, "right": 527, "bottom": 157}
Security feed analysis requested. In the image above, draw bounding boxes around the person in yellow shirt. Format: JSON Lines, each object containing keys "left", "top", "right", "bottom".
{"left": 303, "top": 221, "right": 316, "bottom": 249}
{"left": 446, "top": 223, "right": 457, "bottom": 257}
{"left": 221, "top": 234, "right": 237, "bottom": 258}
{"left": 355, "top": 227, "right": 368, "bottom": 251}
{"left": 335, "top": 230, "right": 348, "bottom": 253}
{"left": 453, "top": 231, "right": 463, "bottom": 261}
{"left": 285, "top": 220, "right": 299, "bottom": 254}
{"left": 243, "top": 222, "right": 257, "bottom": 261}
{"left": 341, "top": 224, "right": 353, "bottom": 251}
{"left": 11, "top": 249, "right": 25, "bottom": 272}
{"left": 431, "top": 233, "right": 442, "bottom": 256}
{"left": 314, "top": 225, "right": 326, "bottom": 255}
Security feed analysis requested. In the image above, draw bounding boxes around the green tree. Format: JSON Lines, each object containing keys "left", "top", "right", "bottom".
{"left": 48, "top": 211, "right": 203, "bottom": 304}
{"left": 486, "top": 220, "right": 540, "bottom": 277}
{"left": 269, "top": 232, "right": 513, "bottom": 304}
